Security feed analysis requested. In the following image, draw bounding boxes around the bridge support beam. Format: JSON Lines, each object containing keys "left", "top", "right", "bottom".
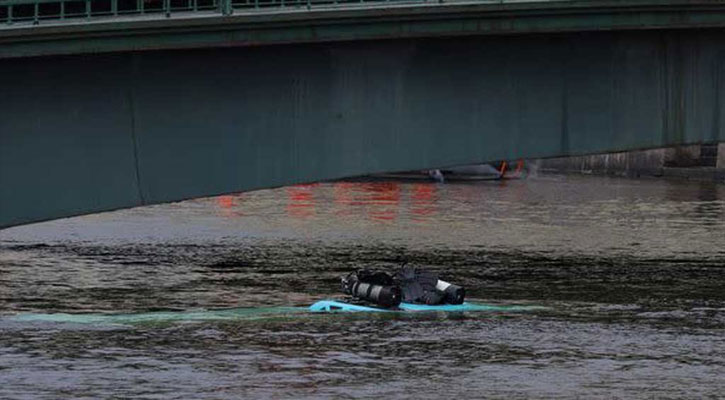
{"left": 2, "top": 29, "right": 725, "bottom": 228}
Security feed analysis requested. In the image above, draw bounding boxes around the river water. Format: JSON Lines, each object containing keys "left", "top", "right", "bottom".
{"left": 1, "top": 175, "right": 724, "bottom": 399}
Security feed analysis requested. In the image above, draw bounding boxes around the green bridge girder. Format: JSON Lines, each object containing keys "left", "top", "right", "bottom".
{"left": 2, "top": 1, "right": 725, "bottom": 228}
{"left": 4, "top": 0, "right": 725, "bottom": 59}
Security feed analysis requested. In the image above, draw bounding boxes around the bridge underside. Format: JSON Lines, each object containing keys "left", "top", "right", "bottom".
{"left": 2, "top": 29, "right": 725, "bottom": 228}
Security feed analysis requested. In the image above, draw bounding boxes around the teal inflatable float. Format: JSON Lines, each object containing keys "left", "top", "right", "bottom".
{"left": 309, "top": 299, "right": 533, "bottom": 313}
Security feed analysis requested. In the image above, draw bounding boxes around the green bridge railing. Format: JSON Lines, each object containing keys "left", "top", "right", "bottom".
{"left": 0, "top": 0, "right": 485, "bottom": 25}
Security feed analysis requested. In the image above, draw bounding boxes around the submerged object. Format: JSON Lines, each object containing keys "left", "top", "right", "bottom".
{"left": 10, "top": 302, "right": 544, "bottom": 327}
{"left": 428, "top": 169, "right": 445, "bottom": 183}
{"left": 309, "top": 299, "right": 518, "bottom": 313}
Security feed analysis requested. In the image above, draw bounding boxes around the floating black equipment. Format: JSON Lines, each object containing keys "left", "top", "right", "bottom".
{"left": 341, "top": 267, "right": 465, "bottom": 308}
{"left": 395, "top": 267, "right": 443, "bottom": 305}
{"left": 436, "top": 279, "right": 465, "bottom": 305}
{"left": 341, "top": 270, "right": 402, "bottom": 308}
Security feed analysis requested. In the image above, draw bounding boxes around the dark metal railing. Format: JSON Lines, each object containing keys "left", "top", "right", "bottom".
{"left": 0, "top": 0, "right": 221, "bottom": 25}
{"left": 0, "top": 0, "right": 463, "bottom": 25}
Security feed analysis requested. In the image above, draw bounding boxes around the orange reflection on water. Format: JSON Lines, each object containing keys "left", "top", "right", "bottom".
{"left": 364, "top": 182, "right": 400, "bottom": 221}
{"left": 217, "top": 195, "right": 234, "bottom": 209}
{"left": 286, "top": 183, "right": 319, "bottom": 219}
{"left": 333, "top": 182, "right": 357, "bottom": 217}
{"left": 332, "top": 182, "right": 401, "bottom": 222}
{"left": 410, "top": 183, "right": 437, "bottom": 222}
{"left": 215, "top": 194, "right": 244, "bottom": 217}
{"left": 215, "top": 182, "right": 435, "bottom": 223}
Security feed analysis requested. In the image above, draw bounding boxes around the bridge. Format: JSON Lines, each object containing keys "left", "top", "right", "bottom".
{"left": 2, "top": 0, "right": 725, "bottom": 228}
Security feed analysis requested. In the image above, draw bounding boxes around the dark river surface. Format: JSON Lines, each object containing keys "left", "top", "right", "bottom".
{"left": 1, "top": 175, "right": 725, "bottom": 399}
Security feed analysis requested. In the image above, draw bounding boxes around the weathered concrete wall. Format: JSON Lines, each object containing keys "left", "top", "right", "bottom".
{"left": 664, "top": 145, "right": 703, "bottom": 168}
{"left": 539, "top": 143, "right": 725, "bottom": 181}
{"left": 538, "top": 148, "right": 667, "bottom": 177}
